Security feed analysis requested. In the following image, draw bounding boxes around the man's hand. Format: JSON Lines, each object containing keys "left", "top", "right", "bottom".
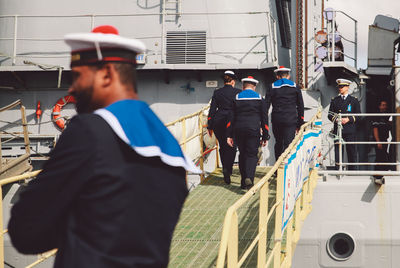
{"left": 260, "top": 140, "right": 268, "bottom": 147}
{"left": 341, "top": 117, "right": 350, "bottom": 125}
{"left": 377, "top": 143, "right": 383, "bottom": 150}
{"left": 227, "top": 138, "right": 234, "bottom": 147}
{"left": 208, "top": 129, "right": 213, "bottom": 136}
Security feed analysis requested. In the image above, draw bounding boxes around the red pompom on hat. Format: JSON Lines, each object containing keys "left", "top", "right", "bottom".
{"left": 241, "top": 76, "right": 259, "bottom": 84}
{"left": 64, "top": 25, "right": 146, "bottom": 67}
{"left": 274, "top": 65, "right": 291, "bottom": 73}
{"left": 91, "top": 25, "right": 119, "bottom": 35}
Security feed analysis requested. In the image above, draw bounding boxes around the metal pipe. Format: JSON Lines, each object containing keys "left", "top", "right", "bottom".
{"left": 161, "top": 0, "right": 166, "bottom": 64}
{"left": 332, "top": 12, "right": 336, "bottom": 63}
{"left": 318, "top": 170, "right": 400, "bottom": 176}
{"left": 336, "top": 112, "right": 400, "bottom": 116}
{"left": 57, "top": 67, "right": 63, "bottom": 88}
{"left": 0, "top": 99, "right": 22, "bottom": 112}
{"left": 395, "top": 66, "right": 400, "bottom": 171}
{"left": 338, "top": 114, "right": 343, "bottom": 172}
{"left": 341, "top": 162, "right": 400, "bottom": 166}
{"left": 12, "top": 15, "right": 18, "bottom": 65}
{"left": 0, "top": 34, "right": 269, "bottom": 41}
{"left": 336, "top": 10, "right": 357, "bottom": 22}
{"left": 321, "top": 0, "right": 324, "bottom": 30}
{"left": 265, "top": 13, "right": 272, "bottom": 63}
{"left": 354, "top": 20, "right": 358, "bottom": 69}
{"left": 90, "top": 15, "right": 95, "bottom": 30}
{"left": 0, "top": 11, "right": 269, "bottom": 18}
{"left": 334, "top": 141, "right": 400, "bottom": 145}
{"left": 304, "top": 0, "right": 308, "bottom": 89}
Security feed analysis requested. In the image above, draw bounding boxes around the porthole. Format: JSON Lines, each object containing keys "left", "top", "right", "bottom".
{"left": 326, "top": 232, "right": 355, "bottom": 261}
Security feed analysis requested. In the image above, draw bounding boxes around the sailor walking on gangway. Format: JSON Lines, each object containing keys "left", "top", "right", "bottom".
{"left": 207, "top": 70, "right": 241, "bottom": 184}
{"left": 265, "top": 66, "right": 304, "bottom": 160}
{"left": 227, "top": 76, "right": 270, "bottom": 189}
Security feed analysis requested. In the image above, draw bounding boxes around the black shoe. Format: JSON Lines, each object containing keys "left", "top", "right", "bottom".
{"left": 244, "top": 178, "right": 253, "bottom": 189}
{"left": 223, "top": 176, "right": 231, "bottom": 185}
{"left": 223, "top": 168, "right": 231, "bottom": 184}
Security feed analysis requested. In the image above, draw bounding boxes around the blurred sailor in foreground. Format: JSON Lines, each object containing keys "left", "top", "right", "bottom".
{"left": 8, "top": 25, "right": 200, "bottom": 268}
{"left": 328, "top": 78, "right": 360, "bottom": 170}
{"left": 207, "top": 70, "right": 241, "bottom": 184}
{"left": 227, "top": 76, "right": 269, "bottom": 189}
{"left": 265, "top": 66, "right": 304, "bottom": 160}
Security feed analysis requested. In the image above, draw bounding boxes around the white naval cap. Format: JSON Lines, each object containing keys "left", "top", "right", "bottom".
{"left": 64, "top": 25, "right": 146, "bottom": 67}
{"left": 241, "top": 76, "right": 259, "bottom": 84}
{"left": 274, "top": 65, "right": 291, "bottom": 73}
{"left": 336, "top": 78, "right": 352, "bottom": 86}
{"left": 223, "top": 70, "right": 238, "bottom": 80}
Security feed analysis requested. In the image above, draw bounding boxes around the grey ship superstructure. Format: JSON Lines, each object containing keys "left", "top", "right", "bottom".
{"left": 1, "top": 0, "right": 400, "bottom": 267}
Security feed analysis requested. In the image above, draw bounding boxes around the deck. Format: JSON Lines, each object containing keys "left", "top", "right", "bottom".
{"left": 169, "top": 166, "right": 277, "bottom": 268}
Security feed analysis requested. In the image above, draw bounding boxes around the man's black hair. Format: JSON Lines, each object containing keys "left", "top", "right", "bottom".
{"left": 91, "top": 63, "right": 138, "bottom": 93}
{"left": 223, "top": 75, "right": 234, "bottom": 84}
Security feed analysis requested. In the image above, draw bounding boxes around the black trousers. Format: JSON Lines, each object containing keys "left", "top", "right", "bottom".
{"left": 214, "top": 120, "right": 237, "bottom": 175}
{"left": 375, "top": 144, "right": 389, "bottom": 175}
{"left": 272, "top": 123, "right": 297, "bottom": 160}
{"left": 235, "top": 128, "right": 260, "bottom": 187}
{"left": 334, "top": 133, "right": 357, "bottom": 170}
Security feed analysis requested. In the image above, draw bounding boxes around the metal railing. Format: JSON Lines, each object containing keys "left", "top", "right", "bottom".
{"left": 0, "top": 100, "right": 32, "bottom": 180}
{"left": 216, "top": 111, "right": 322, "bottom": 268}
{"left": 0, "top": 11, "right": 277, "bottom": 67}
{"left": 320, "top": 112, "right": 400, "bottom": 176}
{"left": 0, "top": 104, "right": 219, "bottom": 267}
{"left": 323, "top": 10, "right": 357, "bottom": 68}
{"left": 165, "top": 104, "right": 220, "bottom": 181}
{"left": 0, "top": 170, "right": 55, "bottom": 268}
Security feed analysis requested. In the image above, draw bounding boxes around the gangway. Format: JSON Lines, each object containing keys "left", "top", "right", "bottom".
{"left": 0, "top": 105, "right": 322, "bottom": 268}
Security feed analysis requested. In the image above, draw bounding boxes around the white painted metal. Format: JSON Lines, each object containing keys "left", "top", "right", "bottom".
{"left": 395, "top": 66, "right": 400, "bottom": 170}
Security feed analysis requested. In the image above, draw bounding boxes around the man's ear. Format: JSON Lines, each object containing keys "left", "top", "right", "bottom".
{"left": 98, "top": 63, "right": 113, "bottom": 88}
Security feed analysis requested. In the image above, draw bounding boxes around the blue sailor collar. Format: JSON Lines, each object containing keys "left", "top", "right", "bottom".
{"left": 94, "top": 99, "right": 201, "bottom": 173}
{"left": 272, "top": 78, "right": 296, "bottom": 88}
{"left": 236, "top": 89, "right": 261, "bottom": 100}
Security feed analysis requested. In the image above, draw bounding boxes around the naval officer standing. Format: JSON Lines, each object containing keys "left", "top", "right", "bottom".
{"left": 265, "top": 66, "right": 304, "bottom": 160}
{"left": 328, "top": 78, "right": 361, "bottom": 170}
{"left": 207, "top": 70, "right": 241, "bottom": 184}
{"left": 227, "top": 76, "right": 270, "bottom": 189}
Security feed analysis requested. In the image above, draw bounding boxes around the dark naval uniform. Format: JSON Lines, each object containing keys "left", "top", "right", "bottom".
{"left": 227, "top": 89, "right": 269, "bottom": 188}
{"left": 328, "top": 94, "right": 361, "bottom": 170}
{"left": 372, "top": 114, "right": 391, "bottom": 176}
{"left": 9, "top": 108, "right": 189, "bottom": 268}
{"left": 208, "top": 84, "right": 241, "bottom": 178}
{"left": 265, "top": 78, "right": 304, "bottom": 160}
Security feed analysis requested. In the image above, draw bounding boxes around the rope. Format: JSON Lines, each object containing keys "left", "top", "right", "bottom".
{"left": 194, "top": 145, "right": 217, "bottom": 166}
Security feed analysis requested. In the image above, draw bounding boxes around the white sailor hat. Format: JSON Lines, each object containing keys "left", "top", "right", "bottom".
{"left": 274, "top": 65, "right": 291, "bottom": 73}
{"left": 336, "top": 78, "right": 352, "bottom": 86}
{"left": 241, "top": 76, "right": 259, "bottom": 84}
{"left": 64, "top": 25, "right": 146, "bottom": 67}
{"left": 223, "top": 70, "right": 238, "bottom": 80}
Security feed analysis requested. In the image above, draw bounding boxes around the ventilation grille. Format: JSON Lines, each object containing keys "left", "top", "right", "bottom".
{"left": 166, "top": 31, "right": 206, "bottom": 64}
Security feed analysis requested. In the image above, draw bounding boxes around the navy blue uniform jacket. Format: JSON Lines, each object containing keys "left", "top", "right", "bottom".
{"left": 265, "top": 78, "right": 304, "bottom": 127}
{"left": 8, "top": 114, "right": 188, "bottom": 268}
{"left": 328, "top": 95, "right": 360, "bottom": 135}
{"left": 227, "top": 89, "right": 270, "bottom": 140}
{"left": 207, "top": 85, "right": 241, "bottom": 130}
